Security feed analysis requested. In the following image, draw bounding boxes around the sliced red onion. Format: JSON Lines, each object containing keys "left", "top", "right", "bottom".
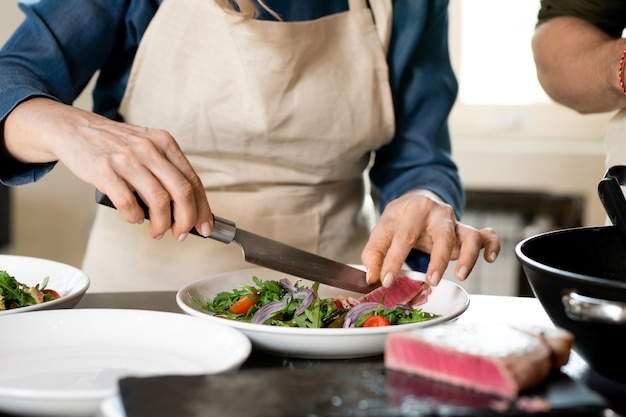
{"left": 342, "top": 302, "right": 380, "bottom": 328}
{"left": 293, "top": 288, "right": 315, "bottom": 315}
{"left": 279, "top": 278, "right": 296, "bottom": 292}
{"left": 252, "top": 300, "right": 286, "bottom": 325}
{"left": 278, "top": 279, "right": 315, "bottom": 316}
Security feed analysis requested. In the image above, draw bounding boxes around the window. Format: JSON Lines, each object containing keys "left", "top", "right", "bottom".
{"left": 457, "top": 0, "right": 547, "bottom": 105}
{"left": 447, "top": 0, "right": 612, "bottom": 143}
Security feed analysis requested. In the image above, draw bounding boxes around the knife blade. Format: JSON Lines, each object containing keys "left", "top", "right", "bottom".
{"left": 95, "top": 190, "right": 378, "bottom": 293}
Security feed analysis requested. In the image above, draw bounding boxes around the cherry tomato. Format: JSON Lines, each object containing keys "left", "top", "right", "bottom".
{"left": 362, "top": 315, "right": 390, "bottom": 327}
{"left": 43, "top": 289, "right": 60, "bottom": 299}
{"left": 229, "top": 293, "right": 258, "bottom": 314}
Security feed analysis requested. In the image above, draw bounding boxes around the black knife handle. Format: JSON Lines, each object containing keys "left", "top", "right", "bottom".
{"left": 95, "top": 189, "right": 236, "bottom": 243}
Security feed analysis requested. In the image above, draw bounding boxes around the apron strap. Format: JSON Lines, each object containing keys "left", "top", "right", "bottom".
{"left": 370, "top": 0, "right": 392, "bottom": 53}
{"left": 347, "top": 0, "right": 367, "bottom": 10}
{"left": 349, "top": 0, "right": 393, "bottom": 53}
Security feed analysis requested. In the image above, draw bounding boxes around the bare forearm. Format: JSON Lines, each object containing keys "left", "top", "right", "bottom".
{"left": 533, "top": 16, "right": 626, "bottom": 114}
{"left": 3, "top": 98, "right": 70, "bottom": 163}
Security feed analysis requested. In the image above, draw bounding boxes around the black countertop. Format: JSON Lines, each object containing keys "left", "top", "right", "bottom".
{"left": 80, "top": 292, "right": 626, "bottom": 416}
{"left": 0, "top": 292, "right": 623, "bottom": 416}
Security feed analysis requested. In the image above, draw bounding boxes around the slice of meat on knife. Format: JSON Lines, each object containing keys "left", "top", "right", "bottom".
{"left": 384, "top": 322, "right": 574, "bottom": 399}
{"left": 359, "top": 275, "right": 432, "bottom": 308}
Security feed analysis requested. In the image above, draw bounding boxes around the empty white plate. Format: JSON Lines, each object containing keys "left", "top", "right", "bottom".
{"left": 0, "top": 309, "right": 251, "bottom": 416}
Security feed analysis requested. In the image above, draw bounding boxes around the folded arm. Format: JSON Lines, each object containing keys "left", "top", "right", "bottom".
{"left": 533, "top": 16, "right": 626, "bottom": 114}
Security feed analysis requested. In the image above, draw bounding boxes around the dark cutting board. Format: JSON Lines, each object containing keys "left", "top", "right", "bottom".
{"left": 118, "top": 363, "right": 607, "bottom": 417}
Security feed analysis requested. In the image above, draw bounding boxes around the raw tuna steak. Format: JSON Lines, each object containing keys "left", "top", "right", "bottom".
{"left": 384, "top": 322, "right": 573, "bottom": 399}
{"left": 360, "top": 275, "right": 432, "bottom": 308}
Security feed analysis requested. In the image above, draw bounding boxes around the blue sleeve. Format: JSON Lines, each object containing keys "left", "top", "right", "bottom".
{"left": 0, "top": 0, "right": 158, "bottom": 186}
{"left": 371, "top": 0, "right": 462, "bottom": 271}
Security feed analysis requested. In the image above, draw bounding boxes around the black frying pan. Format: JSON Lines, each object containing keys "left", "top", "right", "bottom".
{"left": 515, "top": 167, "right": 626, "bottom": 384}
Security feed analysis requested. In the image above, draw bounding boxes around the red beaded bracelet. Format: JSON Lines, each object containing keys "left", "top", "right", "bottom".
{"left": 617, "top": 49, "right": 626, "bottom": 95}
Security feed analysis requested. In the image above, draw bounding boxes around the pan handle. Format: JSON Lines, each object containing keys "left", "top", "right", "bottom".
{"left": 599, "top": 165, "right": 626, "bottom": 235}
{"left": 562, "top": 290, "right": 626, "bottom": 324}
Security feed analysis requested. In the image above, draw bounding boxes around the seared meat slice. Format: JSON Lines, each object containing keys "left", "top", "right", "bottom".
{"left": 384, "top": 322, "right": 573, "bottom": 399}
{"left": 359, "top": 276, "right": 432, "bottom": 308}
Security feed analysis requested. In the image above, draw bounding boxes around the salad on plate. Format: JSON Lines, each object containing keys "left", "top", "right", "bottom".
{"left": 0, "top": 270, "right": 59, "bottom": 311}
{"left": 196, "top": 276, "right": 440, "bottom": 329}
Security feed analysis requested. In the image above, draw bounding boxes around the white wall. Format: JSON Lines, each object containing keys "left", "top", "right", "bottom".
{"left": 0, "top": 1, "right": 612, "bottom": 270}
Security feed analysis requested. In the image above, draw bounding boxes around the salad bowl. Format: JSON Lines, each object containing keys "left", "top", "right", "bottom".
{"left": 176, "top": 267, "right": 470, "bottom": 359}
{"left": 0, "top": 254, "right": 90, "bottom": 315}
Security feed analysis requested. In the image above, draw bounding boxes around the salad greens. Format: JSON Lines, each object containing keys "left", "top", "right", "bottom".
{"left": 196, "top": 276, "right": 440, "bottom": 329}
{"left": 0, "top": 270, "right": 58, "bottom": 310}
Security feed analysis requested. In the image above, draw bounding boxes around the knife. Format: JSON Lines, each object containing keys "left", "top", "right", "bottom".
{"left": 95, "top": 190, "right": 378, "bottom": 293}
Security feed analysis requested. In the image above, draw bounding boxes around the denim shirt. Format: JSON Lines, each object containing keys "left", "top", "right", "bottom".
{"left": 0, "top": 0, "right": 461, "bottom": 271}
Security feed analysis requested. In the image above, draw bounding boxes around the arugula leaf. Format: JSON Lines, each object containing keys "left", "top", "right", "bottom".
{"left": 0, "top": 270, "right": 38, "bottom": 309}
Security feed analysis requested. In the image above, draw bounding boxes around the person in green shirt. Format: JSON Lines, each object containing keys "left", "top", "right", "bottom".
{"left": 533, "top": 1, "right": 626, "bottom": 196}
{"left": 533, "top": 1, "right": 626, "bottom": 114}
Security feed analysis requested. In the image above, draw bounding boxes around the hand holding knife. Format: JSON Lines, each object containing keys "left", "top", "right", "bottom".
{"left": 95, "top": 190, "right": 379, "bottom": 294}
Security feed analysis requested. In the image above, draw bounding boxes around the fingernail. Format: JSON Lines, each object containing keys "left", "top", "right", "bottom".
{"left": 200, "top": 221, "right": 211, "bottom": 237}
{"left": 457, "top": 266, "right": 469, "bottom": 281}
{"left": 489, "top": 252, "right": 497, "bottom": 262}
{"left": 429, "top": 271, "right": 441, "bottom": 286}
{"left": 154, "top": 234, "right": 164, "bottom": 241}
{"left": 366, "top": 268, "right": 372, "bottom": 284}
{"left": 177, "top": 232, "right": 188, "bottom": 242}
{"left": 382, "top": 272, "right": 394, "bottom": 287}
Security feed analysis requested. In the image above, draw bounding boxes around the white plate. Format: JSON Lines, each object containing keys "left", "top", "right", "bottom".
{"left": 0, "top": 254, "right": 90, "bottom": 315}
{"left": 176, "top": 267, "right": 469, "bottom": 359}
{"left": 0, "top": 309, "right": 251, "bottom": 417}
{"left": 97, "top": 395, "right": 126, "bottom": 417}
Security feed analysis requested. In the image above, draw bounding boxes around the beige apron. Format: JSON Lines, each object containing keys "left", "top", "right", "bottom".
{"left": 83, "top": 0, "right": 395, "bottom": 292}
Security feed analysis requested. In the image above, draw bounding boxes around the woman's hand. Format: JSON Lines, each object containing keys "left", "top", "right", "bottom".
{"left": 3, "top": 98, "right": 213, "bottom": 241}
{"left": 361, "top": 190, "right": 500, "bottom": 287}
